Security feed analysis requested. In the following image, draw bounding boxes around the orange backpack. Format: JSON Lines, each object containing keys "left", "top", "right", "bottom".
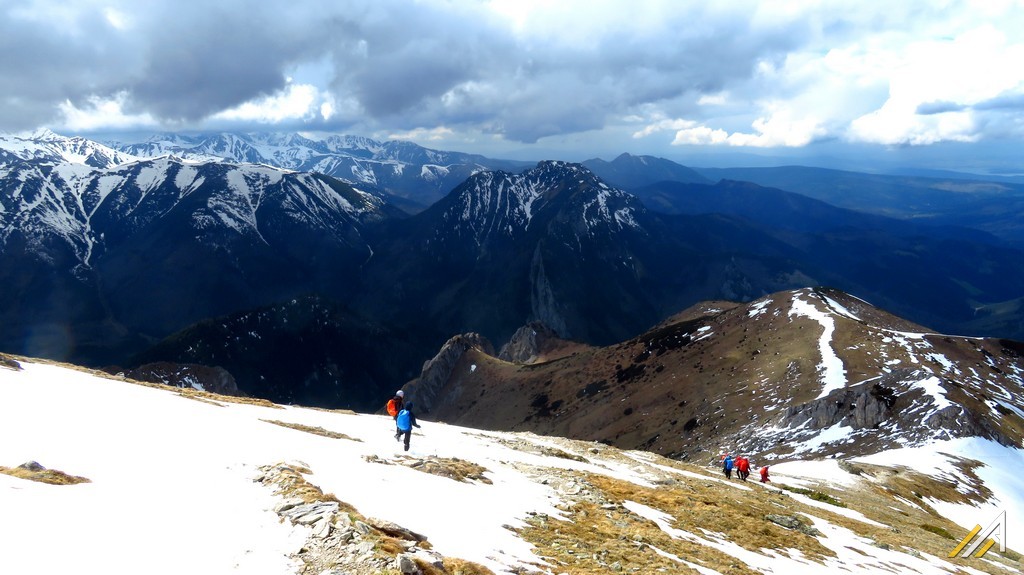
{"left": 386, "top": 398, "right": 400, "bottom": 417}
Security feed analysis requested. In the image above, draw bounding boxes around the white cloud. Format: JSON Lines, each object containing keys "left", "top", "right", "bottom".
{"left": 212, "top": 83, "right": 324, "bottom": 124}
{"left": 671, "top": 125, "right": 730, "bottom": 146}
{"left": 103, "top": 7, "right": 130, "bottom": 30}
{"left": 847, "top": 24, "right": 1024, "bottom": 145}
{"left": 57, "top": 92, "right": 158, "bottom": 131}
{"left": 632, "top": 118, "right": 698, "bottom": 139}
{"left": 385, "top": 126, "right": 456, "bottom": 142}
{"left": 697, "top": 93, "right": 729, "bottom": 106}
{"left": 319, "top": 100, "right": 335, "bottom": 121}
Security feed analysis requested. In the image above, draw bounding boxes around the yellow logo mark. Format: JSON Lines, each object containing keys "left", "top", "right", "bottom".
{"left": 949, "top": 511, "right": 1006, "bottom": 559}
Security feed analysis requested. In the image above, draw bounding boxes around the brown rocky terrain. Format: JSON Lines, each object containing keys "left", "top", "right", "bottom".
{"left": 403, "top": 287, "right": 1024, "bottom": 462}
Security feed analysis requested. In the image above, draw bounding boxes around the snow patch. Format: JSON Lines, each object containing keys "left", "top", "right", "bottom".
{"left": 789, "top": 293, "right": 847, "bottom": 398}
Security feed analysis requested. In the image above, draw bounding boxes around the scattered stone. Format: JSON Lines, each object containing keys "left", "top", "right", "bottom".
{"left": 255, "top": 461, "right": 449, "bottom": 575}
{"left": 366, "top": 517, "right": 427, "bottom": 542}
{"left": 396, "top": 553, "right": 421, "bottom": 574}
{"left": 18, "top": 461, "right": 45, "bottom": 472}
{"left": 274, "top": 497, "right": 305, "bottom": 514}
{"left": 765, "top": 514, "right": 802, "bottom": 530}
{"left": 312, "top": 517, "right": 332, "bottom": 539}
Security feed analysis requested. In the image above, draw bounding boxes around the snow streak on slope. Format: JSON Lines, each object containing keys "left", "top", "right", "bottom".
{"left": 789, "top": 290, "right": 847, "bottom": 398}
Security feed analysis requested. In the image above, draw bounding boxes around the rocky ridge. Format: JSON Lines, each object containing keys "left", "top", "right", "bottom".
{"left": 409, "top": 287, "right": 1024, "bottom": 462}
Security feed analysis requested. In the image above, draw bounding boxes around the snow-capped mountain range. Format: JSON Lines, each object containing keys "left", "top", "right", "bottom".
{"left": 0, "top": 135, "right": 402, "bottom": 362}
{"left": 0, "top": 129, "right": 136, "bottom": 168}
{"left": 105, "top": 131, "right": 528, "bottom": 208}
{"left": 2, "top": 129, "right": 1024, "bottom": 412}
{"left": 0, "top": 154, "right": 387, "bottom": 269}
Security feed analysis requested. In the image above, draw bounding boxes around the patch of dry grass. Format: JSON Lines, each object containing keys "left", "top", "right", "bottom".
{"left": 0, "top": 463, "right": 90, "bottom": 485}
{"left": 171, "top": 386, "right": 281, "bottom": 408}
{"left": 366, "top": 454, "right": 493, "bottom": 484}
{"left": 537, "top": 446, "right": 588, "bottom": 462}
{"left": 0, "top": 354, "right": 22, "bottom": 371}
{"left": 261, "top": 420, "right": 361, "bottom": 442}
{"left": 515, "top": 449, "right": 1020, "bottom": 575}
{"left": 519, "top": 471, "right": 837, "bottom": 575}
{"left": 261, "top": 462, "right": 350, "bottom": 508}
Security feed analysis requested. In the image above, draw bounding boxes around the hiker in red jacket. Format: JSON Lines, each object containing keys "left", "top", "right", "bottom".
{"left": 759, "top": 465, "right": 770, "bottom": 483}
{"left": 736, "top": 456, "right": 750, "bottom": 481}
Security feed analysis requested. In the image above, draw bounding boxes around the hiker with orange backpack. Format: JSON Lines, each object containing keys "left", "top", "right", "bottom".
{"left": 386, "top": 390, "right": 405, "bottom": 437}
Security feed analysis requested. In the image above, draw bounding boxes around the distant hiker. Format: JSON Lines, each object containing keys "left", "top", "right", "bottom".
{"left": 736, "top": 456, "right": 750, "bottom": 481}
{"left": 387, "top": 390, "right": 405, "bottom": 436}
{"left": 722, "top": 454, "right": 734, "bottom": 479}
{"left": 759, "top": 465, "right": 770, "bottom": 483}
{"left": 395, "top": 402, "right": 421, "bottom": 452}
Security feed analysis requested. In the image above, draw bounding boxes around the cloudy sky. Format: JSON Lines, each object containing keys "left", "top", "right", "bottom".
{"left": 4, "top": 0, "right": 1024, "bottom": 170}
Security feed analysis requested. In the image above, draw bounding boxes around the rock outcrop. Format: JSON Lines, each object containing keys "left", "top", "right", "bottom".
{"left": 404, "top": 333, "right": 493, "bottom": 414}
{"left": 498, "top": 321, "right": 561, "bottom": 364}
{"left": 118, "top": 362, "right": 241, "bottom": 396}
{"left": 255, "top": 461, "right": 450, "bottom": 575}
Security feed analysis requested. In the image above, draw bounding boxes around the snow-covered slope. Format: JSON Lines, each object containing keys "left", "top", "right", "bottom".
{"left": 0, "top": 356, "right": 1019, "bottom": 574}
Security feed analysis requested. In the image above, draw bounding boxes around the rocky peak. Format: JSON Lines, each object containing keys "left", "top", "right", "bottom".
{"left": 404, "top": 333, "right": 494, "bottom": 414}
{"left": 498, "top": 321, "right": 564, "bottom": 364}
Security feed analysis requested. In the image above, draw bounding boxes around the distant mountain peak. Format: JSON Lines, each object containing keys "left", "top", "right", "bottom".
{"left": 435, "top": 160, "right": 643, "bottom": 248}
{"left": 0, "top": 130, "right": 137, "bottom": 169}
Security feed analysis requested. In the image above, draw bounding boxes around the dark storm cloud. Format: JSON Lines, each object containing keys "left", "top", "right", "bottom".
{"left": 0, "top": 5, "right": 134, "bottom": 130}
{"left": 1, "top": 0, "right": 813, "bottom": 141}
{"left": 11, "top": 0, "right": 1020, "bottom": 153}
{"left": 125, "top": 4, "right": 328, "bottom": 121}
{"left": 323, "top": 4, "right": 806, "bottom": 143}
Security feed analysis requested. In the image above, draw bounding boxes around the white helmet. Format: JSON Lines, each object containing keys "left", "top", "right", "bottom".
{"left": 396, "top": 390, "right": 405, "bottom": 397}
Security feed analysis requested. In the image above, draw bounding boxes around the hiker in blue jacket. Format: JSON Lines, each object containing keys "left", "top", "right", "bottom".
{"left": 395, "top": 402, "right": 421, "bottom": 452}
{"left": 723, "top": 454, "right": 734, "bottom": 479}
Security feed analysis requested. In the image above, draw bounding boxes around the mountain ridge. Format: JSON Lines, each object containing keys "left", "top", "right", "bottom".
{"left": 407, "top": 287, "right": 1024, "bottom": 462}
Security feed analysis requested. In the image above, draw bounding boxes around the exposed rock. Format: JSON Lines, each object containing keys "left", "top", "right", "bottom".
{"left": 255, "top": 461, "right": 448, "bottom": 575}
{"left": 17, "top": 461, "right": 45, "bottom": 472}
{"left": 529, "top": 245, "right": 569, "bottom": 337}
{"left": 498, "top": 321, "right": 562, "bottom": 364}
{"left": 405, "top": 333, "right": 494, "bottom": 413}
{"left": 366, "top": 517, "right": 427, "bottom": 542}
{"left": 784, "top": 380, "right": 896, "bottom": 432}
{"left": 396, "top": 553, "right": 421, "bottom": 574}
{"left": 765, "top": 514, "right": 820, "bottom": 536}
{"left": 118, "top": 362, "right": 242, "bottom": 396}
{"left": 781, "top": 368, "right": 1018, "bottom": 449}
